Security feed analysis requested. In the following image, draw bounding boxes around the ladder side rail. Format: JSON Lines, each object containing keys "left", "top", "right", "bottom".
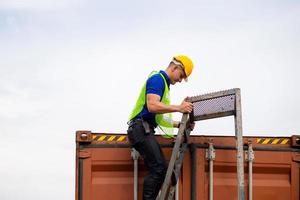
{"left": 167, "top": 142, "right": 189, "bottom": 200}
{"left": 158, "top": 113, "right": 189, "bottom": 200}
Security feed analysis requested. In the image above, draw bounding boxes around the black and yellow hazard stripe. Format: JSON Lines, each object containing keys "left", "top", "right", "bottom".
{"left": 92, "top": 134, "right": 127, "bottom": 142}
{"left": 256, "top": 138, "right": 289, "bottom": 145}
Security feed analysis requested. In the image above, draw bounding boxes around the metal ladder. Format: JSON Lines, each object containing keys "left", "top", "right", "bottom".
{"left": 157, "top": 88, "right": 245, "bottom": 200}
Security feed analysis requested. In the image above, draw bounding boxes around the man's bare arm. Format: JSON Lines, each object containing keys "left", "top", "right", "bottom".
{"left": 146, "top": 94, "right": 193, "bottom": 114}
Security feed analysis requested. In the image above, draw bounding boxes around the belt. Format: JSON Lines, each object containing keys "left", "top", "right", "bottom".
{"left": 128, "top": 118, "right": 152, "bottom": 134}
{"left": 127, "top": 118, "right": 142, "bottom": 126}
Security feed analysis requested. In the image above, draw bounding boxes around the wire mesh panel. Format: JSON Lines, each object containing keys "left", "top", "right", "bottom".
{"left": 193, "top": 94, "right": 235, "bottom": 120}
{"left": 189, "top": 89, "right": 237, "bottom": 121}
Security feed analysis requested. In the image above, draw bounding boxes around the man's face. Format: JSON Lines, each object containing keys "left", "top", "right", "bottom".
{"left": 170, "top": 66, "right": 186, "bottom": 85}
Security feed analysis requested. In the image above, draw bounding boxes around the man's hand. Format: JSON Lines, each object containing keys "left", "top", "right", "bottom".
{"left": 179, "top": 99, "right": 193, "bottom": 113}
{"left": 173, "top": 121, "right": 180, "bottom": 128}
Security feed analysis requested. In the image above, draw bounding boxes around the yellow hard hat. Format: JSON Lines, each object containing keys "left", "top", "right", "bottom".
{"left": 173, "top": 55, "right": 194, "bottom": 78}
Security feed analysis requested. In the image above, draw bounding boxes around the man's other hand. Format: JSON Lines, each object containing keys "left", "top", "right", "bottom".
{"left": 179, "top": 99, "right": 193, "bottom": 113}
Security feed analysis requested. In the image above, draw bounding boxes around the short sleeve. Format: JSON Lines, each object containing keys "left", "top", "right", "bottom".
{"left": 146, "top": 74, "right": 165, "bottom": 98}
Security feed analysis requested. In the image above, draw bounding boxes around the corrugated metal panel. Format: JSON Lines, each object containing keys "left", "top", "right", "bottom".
{"left": 76, "top": 132, "right": 300, "bottom": 200}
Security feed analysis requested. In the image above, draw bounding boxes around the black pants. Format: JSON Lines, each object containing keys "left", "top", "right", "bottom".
{"left": 127, "top": 119, "right": 167, "bottom": 200}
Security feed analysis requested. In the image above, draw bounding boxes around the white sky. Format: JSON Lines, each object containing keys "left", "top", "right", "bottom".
{"left": 0, "top": 0, "right": 299, "bottom": 199}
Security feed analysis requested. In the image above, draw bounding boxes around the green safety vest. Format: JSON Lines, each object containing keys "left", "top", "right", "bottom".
{"left": 128, "top": 71, "right": 174, "bottom": 138}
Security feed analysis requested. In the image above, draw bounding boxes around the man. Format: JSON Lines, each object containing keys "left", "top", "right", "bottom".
{"left": 127, "top": 55, "right": 194, "bottom": 200}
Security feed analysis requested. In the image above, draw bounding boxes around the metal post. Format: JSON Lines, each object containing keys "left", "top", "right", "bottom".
{"left": 246, "top": 142, "right": 254, "bottom": 200}
{"left": 175, "top": 151, "right": 179, "bottom": 200}
{"left": 234, "top": 89, "right": 245, "bottom": 200}
{"left": 175, "top": 182, "right": 179, "bottom": 200}
{"left": 131, "top": 148, "right": 140, "bottom": 200}
{"left": 206, "top": 140, "right": 215, "bottom": 200}
{"left": 190, "top": 144, "right": 197, "bottom": 200}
